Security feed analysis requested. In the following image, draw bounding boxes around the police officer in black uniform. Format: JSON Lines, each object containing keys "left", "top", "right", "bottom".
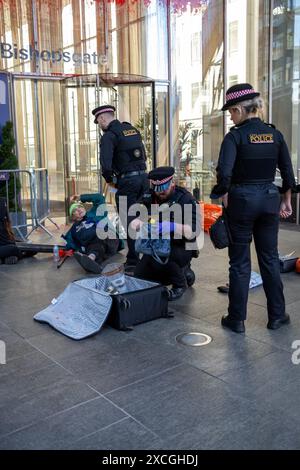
{"left": 132, "top": 166, "right": 199, "bottom": 301}
{"left": 92, "top": 105, "right": 148, "bottom": 269}
{"left": 211, "top": 83, "right": 296, "bottom": 333}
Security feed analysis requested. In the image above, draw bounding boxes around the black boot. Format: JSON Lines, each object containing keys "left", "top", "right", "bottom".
{"left": 267, "top": 314, "right": 290, "bottom": 330}
{"left": 167, "top": 286, "right": 186, "bottom": 301}
{"left": 184, "top": 264, "right": 196, "bottom": 287}
{"left": 221, "top": 314, "right": 245, "bottom": 333}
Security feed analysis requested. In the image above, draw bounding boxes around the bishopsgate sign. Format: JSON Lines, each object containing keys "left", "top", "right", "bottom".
{"left": 0, "top": 42, "right": 108, "bottom": 66}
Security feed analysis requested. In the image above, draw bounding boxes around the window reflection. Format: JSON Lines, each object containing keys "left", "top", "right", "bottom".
{"left": 172, "top": 0, "right": 224, "bottom": 200}
{"left": 272, "top": 0, "right": 300, "bottom": 173}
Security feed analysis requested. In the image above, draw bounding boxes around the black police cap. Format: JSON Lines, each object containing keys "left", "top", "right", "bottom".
{"left": 148, "top": 166, "right": 175, "bottom": 192}
{"left": 92, "top": 105, "right": 116, "bottom": 123}
{"left": 221, "top": 83, "right": 260, "bottom": 111}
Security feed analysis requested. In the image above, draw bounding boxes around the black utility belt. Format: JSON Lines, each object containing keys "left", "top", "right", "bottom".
{"left": 119, "top": 170, "right": 146, "bottom": 179}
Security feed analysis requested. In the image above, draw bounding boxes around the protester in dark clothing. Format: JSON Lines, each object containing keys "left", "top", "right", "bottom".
{"left": 92, "top": 105, "right": 148, "bottom": 271}
{"left": 132, "top": 166, "right": 200, "bottom": 301}
{"left": 211, "top": 83, "right": 296, "bottom": 333}
{"left": 63, "top": 193, "right": 119, "bottom": 274}
{"left": 0, "top": 198, "right": 19, "bottom": 264}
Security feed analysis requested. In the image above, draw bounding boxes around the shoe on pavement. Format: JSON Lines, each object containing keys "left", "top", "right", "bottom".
{"left": 167, "top": 286, "right": 186, "bottom": 301}
{"left": 221, "top": 314, "right": 245, "bottom": 333}
{"left": 267, "top": 314, "right": 290, "bottom": 330}
{"left": 217, "top": 284, "right": 229, "bottom": 294}
{"left": 184, "top": 266, "right": 196, "bottom": 287}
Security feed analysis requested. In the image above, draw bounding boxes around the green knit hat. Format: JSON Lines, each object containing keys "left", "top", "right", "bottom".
{"left": 69, "top": 202, "right": 84, "bottom": 217}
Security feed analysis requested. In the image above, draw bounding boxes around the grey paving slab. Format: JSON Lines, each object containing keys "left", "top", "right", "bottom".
{"left": 28, "top": 324, "right": 138, "bottom": 361}
{"left": 158, "top": 408, "right": 300, "bottom": 450}
{"left": 0, "top": 307, "right": 57, "bottom": 340}
{"left": 0, "top": 375, "right": 98, "bottom": 438}
{"left": 126, "top": 313, "right": 277, "bottom": 377}
{"left": 56, "top": 336, "right": 182, "bottom": 394}
{"left": 287, "top": 299, "right": 300, "bottom": 318}
{"left": 170, "top": 286, "right": 229, "bottom": 319}
{"left": 0, "top": 350, "right": 54, "bottom": 379}
{"left": 0, "top": 334, "right": 35, "bottom": 361}
{"left": 72, "top": 417, "right": 162, "bottom": 450}
{"left": 0, "top": 363, "right": 71, "bottom": 404}
{"left": 106, "top": 364, "right": 261, "bottom": 439}
{"left": 202, "top": 299, "right": 300, "bottom": 353}
{"left": 219, "top": 350, "right": 300, "bottom": 421}
{"left": 247, "top": 272, "right": 300, "bottom": 308}
{"left": 0, "top": 397, "right": 126, "bottom": 450}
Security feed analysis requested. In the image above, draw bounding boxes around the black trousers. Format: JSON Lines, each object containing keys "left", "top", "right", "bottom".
{"left": 134, "top": 244, "right": 193, "bottom": 288}
{"left": 84, "top": 239, "right": 119, "bottom": 263}
{"left": 227, "top": 183, "right": 285, "bottom": 321}
{"left": 115, "top": 173, "right": 149, "bottom": 265}
{"left": 0, "top": 244, "right": 20, "bottom": 261}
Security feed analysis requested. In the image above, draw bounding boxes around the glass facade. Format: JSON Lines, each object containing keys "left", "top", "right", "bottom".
{"left": 171, "top": 0, "right": 224, "bottom": 201}
{"left": 171, "top": 0, "right": 271, "bottom": 203}
{"left": 272, "top": 0, "right": 300, "bottom": 173}
{"left": 0, "top": 0, "right": 169, "bottom": 215}
{"left": 0, "top": 0, "right": 299, "bottom": 219}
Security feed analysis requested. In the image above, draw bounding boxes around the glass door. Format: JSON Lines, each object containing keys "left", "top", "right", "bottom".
{"left": 12, "top": 76, "right": 65, "bottom": 217}
{"left": 62, "top": 75, "right": 116, "bottom": 204}
{"left": 62, "top": 75, "right": 155, "bottom": 206}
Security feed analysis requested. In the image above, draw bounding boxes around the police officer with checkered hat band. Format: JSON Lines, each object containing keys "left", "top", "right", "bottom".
{"left": 92, "top": 105, "right": 148, "bottom": 270}
{"left": 133, "top": 166, "right": 199, "bottom": 301}
{"left": 211, "top": 83, "right": 296, "bottom": 333}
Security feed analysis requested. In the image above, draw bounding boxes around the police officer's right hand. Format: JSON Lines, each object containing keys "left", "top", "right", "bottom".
{"left": 102, "top": 170, "right": 113, "bottom": 184}
{"left": 279, "top": 200, "right": 292, "bottom": 219}
{"left": 221, "top": 193, "right": 228, "bottom": 208}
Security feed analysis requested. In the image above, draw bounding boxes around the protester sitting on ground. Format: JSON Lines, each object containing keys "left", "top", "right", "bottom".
{"left": 131, "top": 166, "right": 199, "bottom": 301}
{"left": 0, "top": 198, "right": 20, "bottom": 265}
{"left": 62, "top": 193, "right": 120, "bottom": 274}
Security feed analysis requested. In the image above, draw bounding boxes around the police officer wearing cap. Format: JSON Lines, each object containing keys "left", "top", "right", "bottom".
{"left": 211, "top": 83, "right": 296, "bottom": 333}
{"left": 132, "top": 166, "right": 199, "bottom": 301}
{"left": 92, "top": 105, "right": 148, "bottom": 269}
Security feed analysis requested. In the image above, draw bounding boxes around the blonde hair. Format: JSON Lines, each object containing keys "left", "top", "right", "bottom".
{"left": 239, "top": 97, "right": 264, "bottom": 116}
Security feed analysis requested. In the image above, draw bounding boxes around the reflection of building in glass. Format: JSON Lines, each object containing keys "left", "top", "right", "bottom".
{"left": 272, "top": 0, "right": 300, "bottom": 171}
{"left": 172, "top": 1, "right": 223, "bottom": 199}
{"left": 0, "top": 0, "right": 299, "bottom": 220}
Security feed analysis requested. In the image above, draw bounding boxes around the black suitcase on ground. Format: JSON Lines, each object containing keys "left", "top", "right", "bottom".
{"left": 106, "top": 281, "right": 171, "bottom": 331}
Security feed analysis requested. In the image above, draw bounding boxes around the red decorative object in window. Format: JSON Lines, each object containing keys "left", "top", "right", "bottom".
{"left": 93, "top": 0, "right": 207, "bottom": 14}
{"left": 0, "top": 0, "right": 207, "bottom": 14}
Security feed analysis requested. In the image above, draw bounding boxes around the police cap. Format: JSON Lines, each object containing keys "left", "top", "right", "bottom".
{"left": 92, "top": 105, "right": 116, "bottom": 124}
{"left": 148, "top": 166, "right": 175, "bottom": 192}
{"left": 221, "top": 83, "right": 260, "bottom": 111}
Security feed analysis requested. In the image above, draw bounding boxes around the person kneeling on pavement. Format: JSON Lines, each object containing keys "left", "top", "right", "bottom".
{"left": 62, "top": 193, "right": 120, "bottom": 274}
{"left": 131, "top": 166, "right": 200, "bottom": 301}
{"left": 0, "top": 198, "right": 20, "bottom": 265}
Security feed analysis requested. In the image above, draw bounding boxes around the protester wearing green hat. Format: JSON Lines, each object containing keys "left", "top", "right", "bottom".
{"left": 62, "top": 193, "right": 120, "bottom": 273}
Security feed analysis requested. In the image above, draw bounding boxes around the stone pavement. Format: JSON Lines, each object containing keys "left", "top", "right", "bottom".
{"left": 0, "top": 223, "right": 300, "bottom": 450}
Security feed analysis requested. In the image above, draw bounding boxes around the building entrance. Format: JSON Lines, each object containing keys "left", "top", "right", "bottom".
{"left": 8, "top": 72, "right": 165, "bottom": 219}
